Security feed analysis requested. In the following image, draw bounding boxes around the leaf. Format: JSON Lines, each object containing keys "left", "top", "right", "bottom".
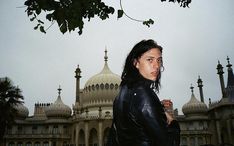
{"left": 40, "top": 26, "right": 46, "bottom": 33}
{"left": 142, "top": 19, "right": 154, "bottom": 27}
{"left": 60, "top": 22, "right": 67, "bottom": 34}
{"left": 46, "top": 14, "right": 53, "bottom": 21}
{"left": 30, "top": 16, "right": 36, "bottom": 21}
{"left": 34, "top": 24, "right": 40, "bottom": 30}
{"left": 35, "top": 8, "right": 41, "bottom": 15}
{"left": 38, "top": 19, "right": 44, "bottom": 24}
{"left": 117, "top": 10, "right": 124, "bottom": 19}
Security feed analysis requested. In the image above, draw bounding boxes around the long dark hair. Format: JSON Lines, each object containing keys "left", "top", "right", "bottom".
{"left": 121, "top": 39, "right": 164, "bottom": 92}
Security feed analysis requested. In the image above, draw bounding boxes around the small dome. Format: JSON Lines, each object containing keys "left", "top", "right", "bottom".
{"left": 182, "top": 86, "right": 208, "bottom": 116}
{"left": 45, "top": 87, "right": 72, "bottom": 118}
{"left": 14, "top": 103, "right": 29, "bottom": 119}
{"left": 81, "top": 50, "right": 121, "bottom": 108}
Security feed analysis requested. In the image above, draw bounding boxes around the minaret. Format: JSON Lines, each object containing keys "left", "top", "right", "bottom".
{"left": 216, "top": 61, "right": 226, "bottom": 98}
{"left": 197, "top": 76, "right": 204, "bottom": 103}
{"left": 226, "top": 56, "right": 234, "bottom": 101}
{"left": 75, "top": 65, "right": 81, "bottom": 103}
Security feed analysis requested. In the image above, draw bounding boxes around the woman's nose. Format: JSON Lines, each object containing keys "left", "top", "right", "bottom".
{"left": 153, "top": 60, "right": 160, "bottom": 69}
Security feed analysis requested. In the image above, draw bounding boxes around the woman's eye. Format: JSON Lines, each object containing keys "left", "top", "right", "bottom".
{"left": 147, "top": 58, "right": 153, "bottom": 62}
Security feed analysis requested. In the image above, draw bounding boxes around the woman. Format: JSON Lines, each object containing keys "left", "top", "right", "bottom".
{"left": 108, "top": 39, "right": 180, "bottom": 146}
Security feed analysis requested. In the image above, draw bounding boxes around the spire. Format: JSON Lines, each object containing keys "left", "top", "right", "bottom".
{"left": 54, "top": 85, "right": 63, "bottom": 104}
{"left": 226, "top": 56, "right": 234, "bottom": 86}
{"left": 58, "top": 85, "right": 62, "bottom": 97}
{"left": 197, "top": 76, "right": 204, "bottom": 103}
{"left": 226, "top": 56, "right": 234, "bottom": 101}
{"left": 75, "top": 65, "right": 81, "bottom": 103}
{"left": 99, "top": 48, "right": 113, "bottom": 74}
{"left": 217, "top": 60, "right": 226, "bottom": 98}
{"left": 104, "top": 48, "right": 108, "bottom": 62}
{"left": 190, "top": 84, "right": 194, "bottom": 94}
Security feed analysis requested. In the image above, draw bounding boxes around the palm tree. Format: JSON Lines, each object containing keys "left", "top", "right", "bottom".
{"left": 0, "top": 77, "right": 24, "bottom": 142}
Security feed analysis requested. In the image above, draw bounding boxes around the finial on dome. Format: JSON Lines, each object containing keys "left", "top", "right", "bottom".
{"left": 226, "top": 56, "right": 232, "bottom": 69}
{"left": 75, "top": 64, "right": 81, "bottom": 78}
{"left": 217, "top": 60, "right": 224, "bottom": 75}
{"left": 104, "top": 49, "right": 108, "bottom": 62}
{"left": 190, "top": 84, "right": 194, "bottom": 93}
{"left": 197, "top": 75, "right": 203, "bottom": 87}
{"left": 58, "top": 85, "right": 62, "bottom": 96}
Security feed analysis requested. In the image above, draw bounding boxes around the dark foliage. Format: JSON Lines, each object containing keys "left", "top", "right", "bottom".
{"left": 161, "top": 0, "right": 192, "bottom": 7}
{"left": 24, "top": 0, "right": 192, "bottom": 34}
{"left": 0, "top": 77, "right": 23, "bottom": 141}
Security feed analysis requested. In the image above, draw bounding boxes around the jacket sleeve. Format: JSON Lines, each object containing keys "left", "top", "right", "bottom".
{"left": 134, "top": 88, "right": 168, "bottom": 145}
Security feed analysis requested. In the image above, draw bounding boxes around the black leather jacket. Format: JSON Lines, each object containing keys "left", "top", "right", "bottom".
{"left": 111, "top": 79, "right": 168, "bottom": 146}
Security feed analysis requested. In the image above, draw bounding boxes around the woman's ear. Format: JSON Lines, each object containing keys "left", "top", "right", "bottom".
{"left": 133, "top": 59, "right": 139, "bottom": 69}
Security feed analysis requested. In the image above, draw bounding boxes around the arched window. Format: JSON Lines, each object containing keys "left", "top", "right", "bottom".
{"left": 189, "top": 137, "right": 195, "bottom": 146}
{"left": 26, "top": 142, "right": 32, "bottom": 146}
{"left": 181, "top": 137, "right": 187, "bottom": 146}
{"left": 89, "top": 128, "right": 98, "bottom": 146}
{"left": 35, "top": 142, "right": 40, "bottom": 146}
{"left": 103, "top": 127, "right": 110, "bottom": 146}
{"left": 43, "top": 141, "right": 49, "bottom": 146}
{"left": 17, "top": 142, "right": 23, "bottom": 146}
{"left": 198, "top": 137, "right": 203, "bottom": 146}
{"left": 78, "top": 129, "right": 85, "bottom": 146}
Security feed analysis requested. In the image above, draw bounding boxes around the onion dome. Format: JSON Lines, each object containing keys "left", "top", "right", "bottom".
{"left": 82, "top": 50, "right": 121, "bottom": 108}
{"left": 182, "top": 85, "right": 208, "bottom": 116}
{"left": 45, "top": 86, "right": 71, "bottom": 118}
{"left": 14, "top": 103, "right": 29, "bottom": 119}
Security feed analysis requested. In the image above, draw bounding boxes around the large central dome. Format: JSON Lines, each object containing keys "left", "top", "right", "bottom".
{"left": 81, "top": 50, "right": 121, "bottom": 108}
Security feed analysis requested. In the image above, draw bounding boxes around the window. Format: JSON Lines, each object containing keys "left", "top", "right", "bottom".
{"left": 52, "top": 142, "right": 56, "bottom": 146}
{"left": 17, "top": 126, "right": 23, "bottom": 134}
{"left": 199, "top": 122, "right": 203, "bottom": 130}
{"left": 181, "top": 137, "right": 187, "bottom": 146}
{"left": 43, "top": 142, "right": 49, "bottom": 146}
{"left": 32, "top": 126, "right": 38, "bottom": 134}
{"left": 189, "top": 137, "right": 195, "bottom": 146}
{"left": 17, "top": 142, "right": 23, "bottom": 146}
{"left": 26, "top": 142, "right": 32, "bottom": 146}
{"left": 8, "top": 142, "right": 15, "bottom": 146}
{"left": 7, "top": 126, "right": 12, "bottom": 134}
{"left": 53, "top": 125, "right": 58, "bottom": 134}
{"left": 35, "top": 142, "right": 40, "bottom": 146}
{"left": 198, "top": 137, "right": 203, "bottom": 146}
{"left": 63, "top": 125, "right": 68, "bottom": 134}
{"left": 188, "top": 122, "right": 194, "bottom": 130}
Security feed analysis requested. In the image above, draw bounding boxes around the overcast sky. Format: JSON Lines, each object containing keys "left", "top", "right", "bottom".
{"left": 1, "top": 0, "right": 234, "bottom": 115}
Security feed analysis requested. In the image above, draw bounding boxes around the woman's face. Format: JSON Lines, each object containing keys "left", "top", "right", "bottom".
{"left": 135, "top": 48, "right": 162, "bottom": 81}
